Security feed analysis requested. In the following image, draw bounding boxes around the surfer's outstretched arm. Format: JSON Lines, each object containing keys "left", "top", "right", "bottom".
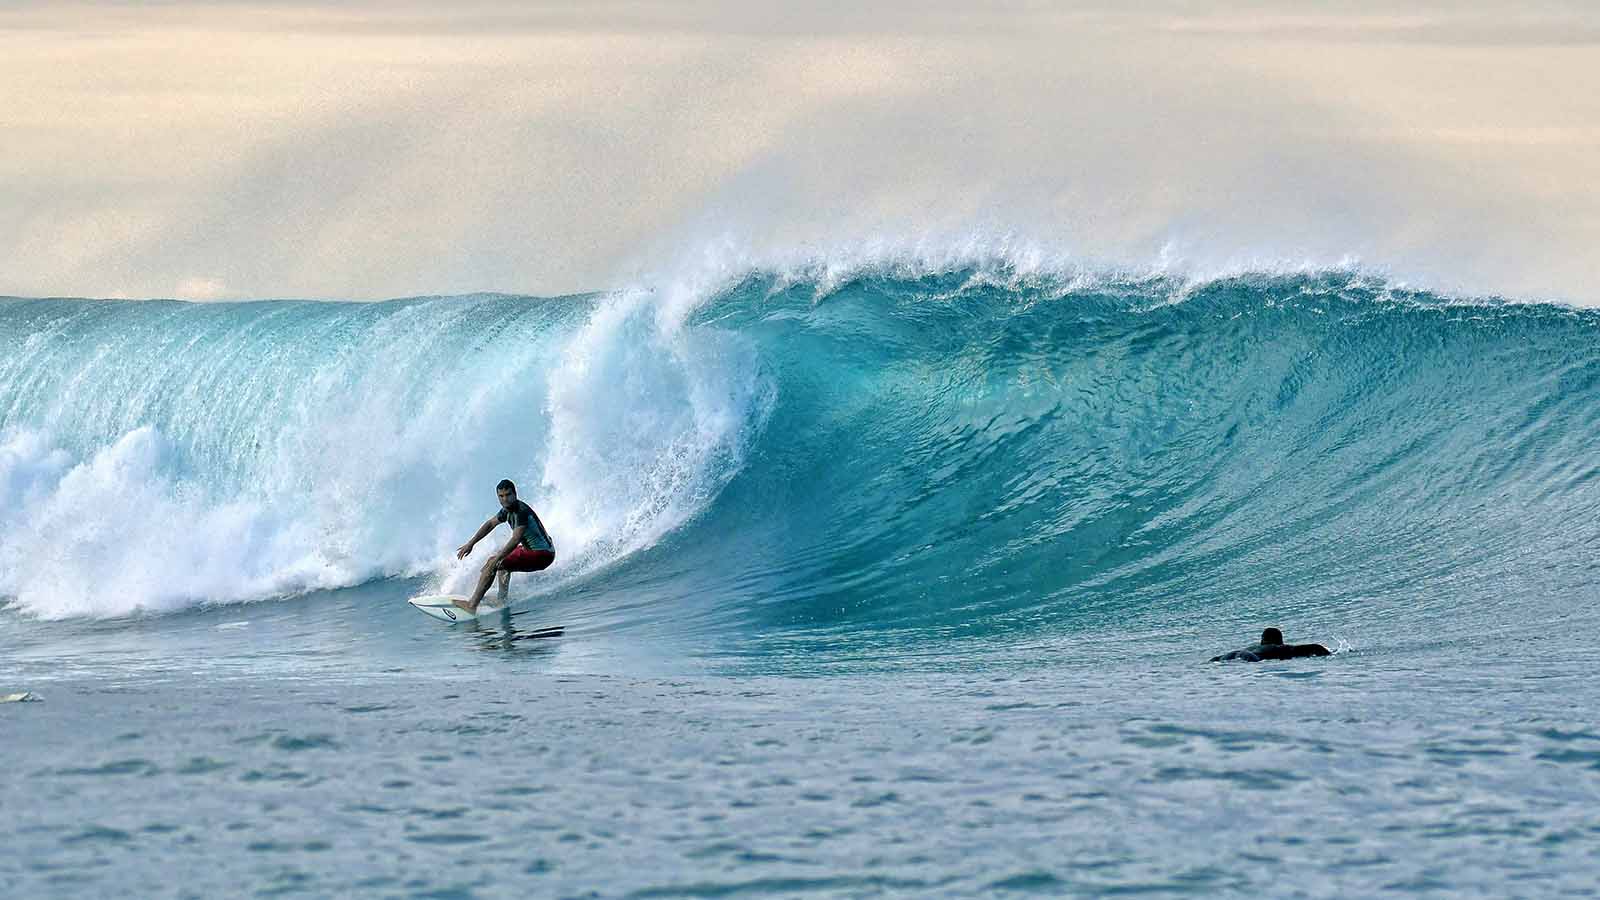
{"left": 456, "top": 515, "right": 500, "bottom": 559}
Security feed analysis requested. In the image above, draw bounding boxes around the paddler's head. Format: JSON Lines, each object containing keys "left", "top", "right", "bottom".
{"left": 1260, "top": 627, "right": 1284, "bottom": 645}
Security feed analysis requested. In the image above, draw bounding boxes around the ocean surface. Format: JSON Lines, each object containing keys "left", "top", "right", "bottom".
{"left": 4, "top": 260, "right": 1600, "bottom": 897}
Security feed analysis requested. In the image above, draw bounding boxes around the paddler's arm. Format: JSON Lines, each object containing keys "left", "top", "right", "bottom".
{"left": 456, "top": 515, "right": 501, "bottom": 560}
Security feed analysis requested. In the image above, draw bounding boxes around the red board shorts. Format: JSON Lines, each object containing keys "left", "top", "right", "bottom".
{"left": 500, "top": 547, "right": 555, "bottom": 573}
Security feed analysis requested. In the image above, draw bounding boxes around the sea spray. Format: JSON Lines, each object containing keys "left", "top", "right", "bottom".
{"left": 0, "top": 290, "right": 769, "bottom": 618}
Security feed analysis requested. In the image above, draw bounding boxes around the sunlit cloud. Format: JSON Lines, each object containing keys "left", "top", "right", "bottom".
{"left": 2, "top": 2, "right": 1599, "bottom": 303}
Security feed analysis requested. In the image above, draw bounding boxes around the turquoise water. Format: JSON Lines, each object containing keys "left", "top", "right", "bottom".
{"left": 4, "top": 263, "right": 1600, "bottom": 895}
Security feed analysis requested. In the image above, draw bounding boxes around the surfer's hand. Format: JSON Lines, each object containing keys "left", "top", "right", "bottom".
{"left": 456, "top": 543, "right": 472, "bottom": 560}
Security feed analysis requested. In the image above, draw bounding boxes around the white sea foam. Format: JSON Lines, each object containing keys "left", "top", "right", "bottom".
{"left": 0, "top": 426, "right": 339, "bottom": 619}
{"left": 0, "top": 290, "right": 771, "bottom": 619}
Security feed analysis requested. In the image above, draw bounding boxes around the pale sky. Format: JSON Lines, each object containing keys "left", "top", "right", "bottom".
{"left": 3, "top": 2, "right": 1598, "bottom": 302}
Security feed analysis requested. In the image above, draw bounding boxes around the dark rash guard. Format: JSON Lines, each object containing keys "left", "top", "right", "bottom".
{"left": 496, "top": 500, "right": 554, "bottom": 552}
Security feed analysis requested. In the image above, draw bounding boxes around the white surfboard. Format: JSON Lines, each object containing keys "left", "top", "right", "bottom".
{"left": 407, "top": 594, "right": 509, "bottom": 623}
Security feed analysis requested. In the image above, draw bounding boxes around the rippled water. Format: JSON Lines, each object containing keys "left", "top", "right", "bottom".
{"left": 6, "top": 591, "right": 1600, "bottom": 898}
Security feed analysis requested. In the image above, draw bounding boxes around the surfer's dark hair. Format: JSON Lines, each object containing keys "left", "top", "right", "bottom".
{"left": 1261, "top": 627, "right": 1284, "bottom": 645}
{"left": 496, "top": 479, "right": 516, "bottom": 494}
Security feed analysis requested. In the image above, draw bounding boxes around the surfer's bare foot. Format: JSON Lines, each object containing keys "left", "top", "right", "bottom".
{"left": 452, "top": 598, "right": 477, "bottom": 614}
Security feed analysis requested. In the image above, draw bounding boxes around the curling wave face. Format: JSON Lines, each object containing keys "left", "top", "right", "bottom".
{"left": 3, "top": 262, "right": 1599, "bottom": 650}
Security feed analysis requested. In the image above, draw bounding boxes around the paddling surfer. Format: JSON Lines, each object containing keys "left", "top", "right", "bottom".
{"left": 453, "top": 479, "right": 555, "bottom": 614}
{"left": 1209, "top": 627, "right": 1331, "bottom": 662}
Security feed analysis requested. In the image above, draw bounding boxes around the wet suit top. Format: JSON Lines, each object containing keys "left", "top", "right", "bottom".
{"left": 1210, "top": 641, "right": 1331, "bottom": 662}
{"left": 497, "top": 500, "right": 554, "bottom": 553}
{"left": 1210, "top": 628, "right": 1330, "bottom": 662}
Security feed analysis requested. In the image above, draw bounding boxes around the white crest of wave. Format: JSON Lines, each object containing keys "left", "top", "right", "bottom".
{"left": 632, "top": 229, "right": 1376, "bottom": 310}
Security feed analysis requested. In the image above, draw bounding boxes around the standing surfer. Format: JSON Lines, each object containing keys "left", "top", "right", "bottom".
{"left": 453, "top": 479, "right": 555, "bottom": 614}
